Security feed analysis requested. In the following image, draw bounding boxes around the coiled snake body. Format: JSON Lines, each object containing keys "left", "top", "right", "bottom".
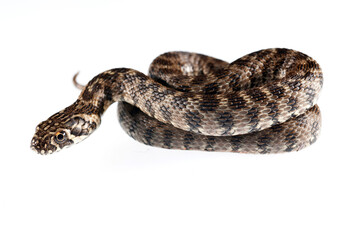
{"left": 31, "top": 48, "right": 323, "bottom": 155}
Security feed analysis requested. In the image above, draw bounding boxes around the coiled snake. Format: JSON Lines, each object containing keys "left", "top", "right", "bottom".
{"left": 31, "top": 48, "right": 323, "bottom": 155}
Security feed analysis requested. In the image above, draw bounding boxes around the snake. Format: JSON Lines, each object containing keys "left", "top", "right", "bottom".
{"left": 31, "top": 48, "right": 323, "bottom": 155}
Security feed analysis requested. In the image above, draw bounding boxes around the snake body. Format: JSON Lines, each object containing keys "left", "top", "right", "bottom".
{"left": 31, "top": 48, "right": 323, "bottom": 154}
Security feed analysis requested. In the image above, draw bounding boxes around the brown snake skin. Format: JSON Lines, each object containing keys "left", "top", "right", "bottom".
{"left": 31, "top": 48, "right": 323, "bottom": 154}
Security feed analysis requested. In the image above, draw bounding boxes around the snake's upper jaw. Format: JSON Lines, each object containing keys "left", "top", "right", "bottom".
{"left": 30, "top": 130, "right": 74, "bottom": 155}
{"left": 30, "top": 135, "right": 59, "bottom": 155}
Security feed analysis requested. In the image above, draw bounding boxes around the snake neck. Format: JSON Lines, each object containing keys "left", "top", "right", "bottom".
{"left": 78, "top": 68, "right": 179, "bottom": 125}
{"left": 79, "top": 68, "right": 149, "bottom": 114}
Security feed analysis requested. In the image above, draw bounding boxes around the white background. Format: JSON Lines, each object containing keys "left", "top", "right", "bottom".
{"left": 1, "top": 0, "right": 360, "bottom": 239}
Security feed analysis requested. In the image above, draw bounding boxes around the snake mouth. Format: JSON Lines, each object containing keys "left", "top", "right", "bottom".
{"left": 30, "top": 136, "right": 57, "bottom": 155}
{"left": 30, "top": 145, "right": 47, "bottom": 155}
{"left": 30, "top": 143, "right": 48, "bottom": 155}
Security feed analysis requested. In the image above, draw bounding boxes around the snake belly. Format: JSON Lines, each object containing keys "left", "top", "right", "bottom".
{"left": 31, "top": 48, "right": 323, "bottom": 154}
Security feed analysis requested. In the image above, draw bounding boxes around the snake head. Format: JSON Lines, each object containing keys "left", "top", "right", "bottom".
{"left": 31, "top": 104, "right": 101, "bottom": 155}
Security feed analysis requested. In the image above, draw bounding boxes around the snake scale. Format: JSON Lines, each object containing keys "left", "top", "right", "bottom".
{"left": 31, "top": 48, "right": 323, "bottom": 155}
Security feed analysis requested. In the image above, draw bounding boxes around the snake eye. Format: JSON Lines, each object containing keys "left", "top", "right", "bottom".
{"left": 54, "top": 131, "right": 67, "bottom": 144}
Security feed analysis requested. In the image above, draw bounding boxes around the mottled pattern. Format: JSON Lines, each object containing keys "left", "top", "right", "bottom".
{"left": 31, "top": 48, "right": 323, "bottom": 154}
